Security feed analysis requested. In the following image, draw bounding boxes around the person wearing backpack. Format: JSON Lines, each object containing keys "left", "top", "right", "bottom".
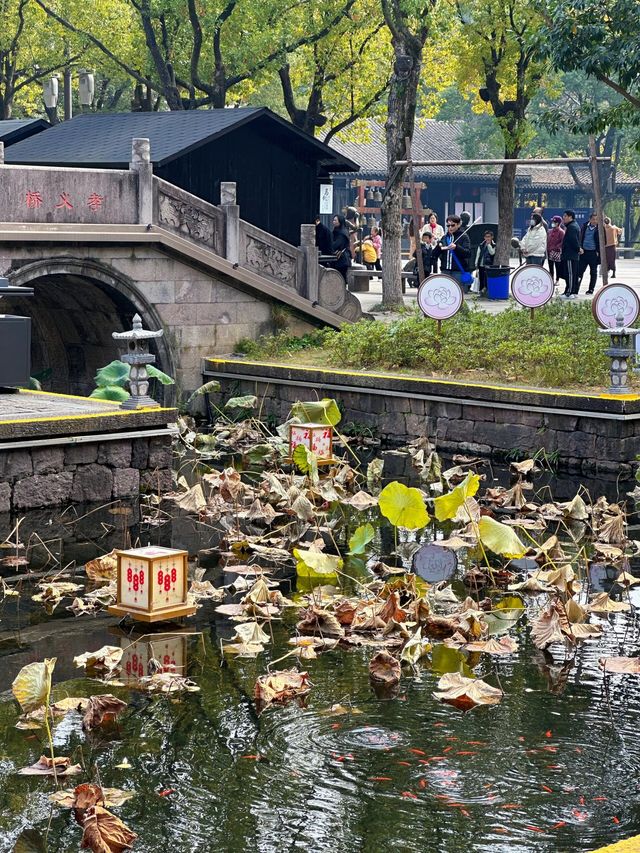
{"left": 359, "top": 235, "right": 378, "bottom": 269}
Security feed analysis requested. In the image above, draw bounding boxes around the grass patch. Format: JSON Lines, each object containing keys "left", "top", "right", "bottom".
{"left": 236, "top": 303, "right": 624, "bottom": 390}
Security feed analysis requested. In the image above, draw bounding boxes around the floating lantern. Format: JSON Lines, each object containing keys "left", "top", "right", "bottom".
{"left": 108, "top": 546, "right": 196, "bottom": 623}
{"left": 288, "top": 422, "right": 335, "bottom": 465}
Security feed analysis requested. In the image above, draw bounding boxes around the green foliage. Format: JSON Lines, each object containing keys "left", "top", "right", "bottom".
{"left": 290, "top": 398, "right": 342, "bottom": 427}
{"left": 94, "top": 360, "right": 129, "bottom": 389}
{"left": 540, "top": 0, "right": 640, "bottom": 135}
{"left": 187, "top": 380, "right": 222, "bottom": 405}
{"left": 433, "top": 472, "right": 481, "bottom": 522}
{"left": 91, "top": 359, "right": 174, "bottom": 402}
{"left": 378, "top": 481, "right": 429, "bottom": 530}
{"left": 319, "top": 303, "right": 609, "bottom": 388}
{"left": 147, "top": 364, "right": 176, "bottom": 386}
{"left": 348, "top": 523, "right": 375, "bottom": 555}
{"left": 292, "top": 444, "right": 319, "bottom": 484}
{"left": 236, "top": 328, "right": 331, "bottom": 359}
{"left": 89, "top": 385, "right": 130, "bottom": 402}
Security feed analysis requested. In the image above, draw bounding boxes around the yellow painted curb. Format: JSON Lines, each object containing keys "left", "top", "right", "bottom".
{"left": 206, "top": 358, "right": 640, "bottom": 403}
{"left": 19, "top": 389, "right": 121, "bottom": 406}
{"left": 592, "top": 835, "right": 640, "bottom": 852}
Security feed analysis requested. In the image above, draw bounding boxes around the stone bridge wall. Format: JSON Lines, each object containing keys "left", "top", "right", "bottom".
{"left": 1, "top": 245, "right": 306, "bottom": 395}
{"left": 0, "top": 140, "right": 360, "bottom": 398}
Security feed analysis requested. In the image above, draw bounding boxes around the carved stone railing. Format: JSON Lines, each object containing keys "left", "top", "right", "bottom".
{"left": 153, "top": 177, "right": 223, "bottom": 255}
{"left": 0, "top": 137, "right": 361, "bottom": 323}
{"left": 238, "top": 219, "right": 303, "bottom": 292}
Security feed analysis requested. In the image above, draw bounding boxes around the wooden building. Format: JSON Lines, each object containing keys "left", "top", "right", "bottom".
{"left": 330, "top": 120, "right": 639, "bottom": 241}
{"left": 5, "top": 109, "right": 358, "bottom": 245}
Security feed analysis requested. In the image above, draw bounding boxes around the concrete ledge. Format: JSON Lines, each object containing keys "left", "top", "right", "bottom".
{"left": 0, "top": 389, "right": 176, "bottom": 440}
{"left": 203, "top": 358, "right": 640, "bottom": 418}
{"left": 202, "top": 358, "right": 640, "bottom": 474}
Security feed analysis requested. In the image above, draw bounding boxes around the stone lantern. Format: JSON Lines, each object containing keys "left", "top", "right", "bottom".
{"left": 112, "top": 313, "right": 164, "bottom": 410}
{"left": 599, "top": 312, "right": 639, "bottom": 394}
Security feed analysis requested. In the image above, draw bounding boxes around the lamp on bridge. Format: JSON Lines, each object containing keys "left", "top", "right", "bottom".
{"left": 0, "top": 277, "right": 34, "bottom": 390}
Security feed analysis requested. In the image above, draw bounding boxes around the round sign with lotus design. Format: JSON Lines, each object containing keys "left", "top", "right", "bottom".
{"left": 511, "top": 264, "right": 555, "bottom": 309}
{"left": 592, "top": 283, "right": 640, "bottom": 328}
{"left": 417, "top": 274, "right": 464, "bottom": 321}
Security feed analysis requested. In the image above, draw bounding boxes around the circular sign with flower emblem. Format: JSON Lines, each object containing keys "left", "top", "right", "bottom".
{"left": 417, "top": 274, "right": 464, "bottom": 321}
{"left": 510, "top": 264, "right": 555, "bottom": 309}
{"left": 592, "top": 283, "right": 640, "bottom": 328}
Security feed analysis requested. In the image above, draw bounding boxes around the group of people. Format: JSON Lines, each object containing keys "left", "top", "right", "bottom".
{"left": 315, "top": 213, "right": 382, "bottom": 281}
{"left": 316, "top": 205, "right": 622, "bottom": 297}
{"left": 518, "top": 208, "right": 621, "bottom": 298}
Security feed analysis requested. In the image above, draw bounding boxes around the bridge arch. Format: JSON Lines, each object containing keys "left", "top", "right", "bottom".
{"left": 6, "top": 257, "right": 175, "bottom": 397}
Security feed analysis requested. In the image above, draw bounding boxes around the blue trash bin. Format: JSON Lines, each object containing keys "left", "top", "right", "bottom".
{"left": 486, "top": 265, "right": 511, "bottom": 300}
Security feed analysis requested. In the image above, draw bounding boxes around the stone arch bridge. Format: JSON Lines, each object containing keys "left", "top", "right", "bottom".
{"left": 0, "top": 138, "right": 360, "bottom": 398}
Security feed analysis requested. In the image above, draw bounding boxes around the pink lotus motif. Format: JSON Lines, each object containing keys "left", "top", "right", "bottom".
{"left": 517, "top": 275, "right": 546, "bottom": 297}
{"left": 424, "top": 286, "right": 457, "bottom": 309}
{"left": 602, "top": 295, "right": 631, "bottom": 319}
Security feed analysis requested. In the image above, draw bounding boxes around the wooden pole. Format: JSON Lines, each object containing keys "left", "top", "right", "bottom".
{"left": 405, "top": 136, "right": 425, "bottom": 286}
{"left": 395, "top": 156, "right": 611, "bottom": 167}
{"left": 589, "top": 135, "right": 609, "bottom": 287}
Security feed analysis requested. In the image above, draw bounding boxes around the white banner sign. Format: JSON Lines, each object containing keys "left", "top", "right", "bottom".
{"left": 319, "top": 184, "right": 333, "bottom": 215}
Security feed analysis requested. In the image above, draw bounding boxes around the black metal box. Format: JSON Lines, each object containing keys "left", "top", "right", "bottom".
{"left": 0, "top": 315, "right": 31, "bottom": 387}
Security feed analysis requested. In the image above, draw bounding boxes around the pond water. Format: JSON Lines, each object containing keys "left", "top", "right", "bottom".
{"left": 0, "top": 453, "right": 639, "bottom": 853}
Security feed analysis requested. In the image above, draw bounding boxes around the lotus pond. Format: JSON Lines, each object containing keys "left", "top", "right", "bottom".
{"left": 1, "top": 425, "right": 640, "bottom": 853}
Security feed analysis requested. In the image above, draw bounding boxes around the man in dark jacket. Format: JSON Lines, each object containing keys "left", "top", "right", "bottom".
{"left": 315, "top": 216, "right": 333, "bottom": 256}
{"left": 577, "top": 211, "right": 600, "bottom": 295}
{"left": 560, "top": 209, "right": 582, "bottom": 298}
{"left": 436, "top": 215, "right": 471, "bottom": 290}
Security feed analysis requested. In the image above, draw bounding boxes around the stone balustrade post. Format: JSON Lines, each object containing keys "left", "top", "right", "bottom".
{"left": 300, "top": 224, "right": 318, "bottom": 303}
{"left": 221, "top": 181, "right": 240, "bottom": 264}
{"left": 130, "top": 138, "right": 153, "bottom": 225}
{"left": 0, "top": 142, "right": 5, "bottom": 165}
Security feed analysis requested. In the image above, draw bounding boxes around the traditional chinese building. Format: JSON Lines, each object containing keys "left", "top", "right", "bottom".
{"left": 329, "top": 120, "right": 639, "bottom": 242}
{"left": 5, "top": 109, "right": 357, "bottom": 244}
{"left": 0, "top": 118, "right": 49, "bottom": 148}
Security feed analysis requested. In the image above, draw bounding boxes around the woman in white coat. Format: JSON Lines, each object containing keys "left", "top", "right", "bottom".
{"left": 519, "top": 213, "right": 547, "bottom": 266}
{"left": 420, "top": 212, "right": 445, "bottom": 243}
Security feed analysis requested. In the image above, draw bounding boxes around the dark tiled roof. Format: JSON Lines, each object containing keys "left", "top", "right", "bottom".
{"left": 0, "top": 118, "right": 49, "bottom": 146}
{"left": 330, "top": 119, "right": 638, "bottom": 187}
{"left": 5, "top": 108, "right": 358, "bottom": 171}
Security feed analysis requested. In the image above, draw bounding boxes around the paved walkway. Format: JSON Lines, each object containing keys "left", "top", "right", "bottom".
{"left": 0, "top": 389, "right": 117, "bottom": 423}
{"left": 357, "top": 258, "right": 640, "bottom": 317}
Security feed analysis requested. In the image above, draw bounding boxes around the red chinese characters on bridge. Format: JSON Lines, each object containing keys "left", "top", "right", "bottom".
{"left": 25, "top": 191, "right": 43, "bottom": 209}
{"left": 87, "top": 192, "right": 104, "bottom": 211}
{"left": 55, "top": 192, "right": 73, "bottom": 210}
{"left": 24, "top": 191, "right": 107, "bottom": 212}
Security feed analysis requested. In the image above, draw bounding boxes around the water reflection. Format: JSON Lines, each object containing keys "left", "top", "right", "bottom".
{"left": 0, "top": 454, "right": 640, "bottom": 852}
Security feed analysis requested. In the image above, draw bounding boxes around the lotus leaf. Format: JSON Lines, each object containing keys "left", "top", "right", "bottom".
{"left": 379, "top": 481, "right": 429, "bottom": 530}
{"left": 348, "top": 523, "right": 375, "bottom": 555}
{"left": 433, "top": 472, "right": 481, "bottom": 522}
{"left": 478, "top": 516, "right": 527, "bottom": 559}
{"left": 12, "top": 658, "right": 56, "bottom": 714}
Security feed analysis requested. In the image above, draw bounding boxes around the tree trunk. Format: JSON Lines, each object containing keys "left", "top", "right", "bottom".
{"left": 382, "top": 40, "right": 422, "bottom": 310}
{"left": 496, "top": 159, "right": 517, "bottom": 266}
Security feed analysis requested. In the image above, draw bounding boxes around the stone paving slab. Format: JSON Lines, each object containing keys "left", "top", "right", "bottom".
{"left": 0, "top": 390, "right": 176, "bottom": 440}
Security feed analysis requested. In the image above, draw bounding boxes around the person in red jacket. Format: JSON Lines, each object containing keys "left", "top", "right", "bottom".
{"left": 546, "top": 215, "right": 565, "bottom": 284}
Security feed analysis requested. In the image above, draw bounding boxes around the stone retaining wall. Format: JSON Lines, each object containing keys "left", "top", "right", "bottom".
{"left": 203, "top": 359, "right": 640, "bottom": 478}
{"left": 0, "top": 434, "right": 173, "bottom": 512}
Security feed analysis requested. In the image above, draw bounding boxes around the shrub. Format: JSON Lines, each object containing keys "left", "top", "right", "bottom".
{"left": 239, "top": 303, "right": 612, "bottom": 388}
